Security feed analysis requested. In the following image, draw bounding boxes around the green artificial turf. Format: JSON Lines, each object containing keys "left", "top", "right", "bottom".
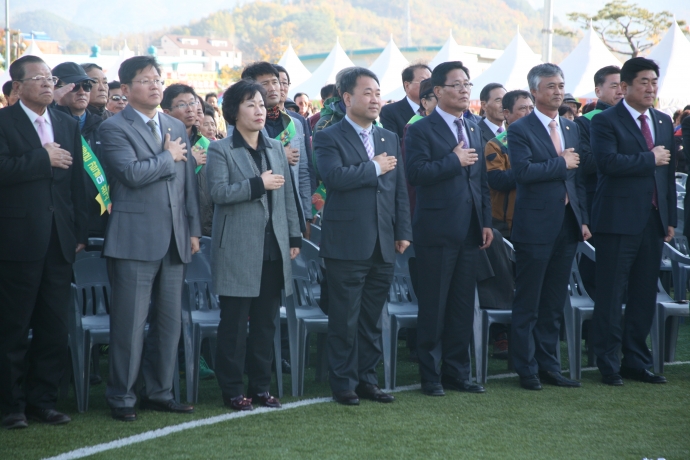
{"left": 1, "top": 323, "right": 688, "bottom": 459}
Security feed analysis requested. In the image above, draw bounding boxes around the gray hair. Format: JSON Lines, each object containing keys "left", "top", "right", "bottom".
{"left": 527, "top": 63, "right": 564, "bottom": 92}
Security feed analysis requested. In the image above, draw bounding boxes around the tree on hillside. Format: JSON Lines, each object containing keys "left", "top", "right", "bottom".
{"left": 556, "top": 0, "right": 687, "bottom": 57}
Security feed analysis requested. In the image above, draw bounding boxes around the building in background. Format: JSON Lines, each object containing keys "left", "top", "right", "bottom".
{"left": 157, "top": 35, "right": 242, "bottom": 72}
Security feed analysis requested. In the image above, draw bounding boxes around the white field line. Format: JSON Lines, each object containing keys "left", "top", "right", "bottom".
{"left": 43, "top": 362, "right": 690, "bottom": 460}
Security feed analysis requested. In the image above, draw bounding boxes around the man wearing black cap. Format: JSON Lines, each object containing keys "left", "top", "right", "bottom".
{"left": 52, "top": 62, "right": 110, "bottom": 238}
{"left": 562, "top": 93, "right": 582, "bottom": 117}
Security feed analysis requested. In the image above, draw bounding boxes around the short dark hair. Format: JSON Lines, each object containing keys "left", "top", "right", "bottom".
{"left": 558, "top": 105, "right": 576, "bottom": 117}
{"left": 222, "top": 79, "right": 267, "bottom": 125}
{"left": 81, "top": 63, "right": 102, "bottom": 73}
{"left": 107, "top": 81, "right": 121, "bottom": 92}
{"left": 294, "top": 92, "right": 309, "bottom": 101}
{"left": 204, "top": 107, "right": 216, "bottom": 118}
{"left": 620, "top": 57, "right": 659, "bottom": 85}
{"left": 339, "top": 67, "right": 380, "bottom": 97}
{"left": 401, "top": 64, "right": 431, "bottom": 85}
{"left": 320, "top": 83, "right": 336, "bottom": 100}
{"left": 118, "top": 56, "right": 161, "bottom": 85}
{"left": 161, "top": 84, "right": 197, "bottom": 110}
{"left": 581, "top": 101, "right": 597, "bottom": 115}
{"left": 205, "top": 92, "right": 217, "bottom": 101}
{"left": 680, "top": 110, "right": 690, "bottom": 124}
{"left": 593, "top": 65, "right": 621, "bottom": 87}
{"left": 2, "top": 81, "right": 13, "bottom": 98}
{"left": 480, "top": 83, "right": 506, "bottom": 103}
{"left": 430, "top": 61, "right": 471, "bottom": 88}
{"left": 241, "top": 62, "right": 279, "bottom": 81}
{"left": 502, "top": 90, "right": 532, "bottom": 112}
{"left": 273, "top": 64, "right": 290, "bottom": 84}
{"left": 10, "top": 55, "right": 46, "bottom": 81}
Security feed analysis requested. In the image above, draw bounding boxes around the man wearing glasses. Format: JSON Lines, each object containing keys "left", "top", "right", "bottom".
{"left": 99, "top": 56, "right": 201, "bottom": 422}
{"left": 380, "top": 64, "right": 432, "bottom": 139}
{"left": 0, "top": 56, "right": 88, "bottom": 429}
{"left": 52, "top": 62, "right": 110, "bottom": 239}
{"left": 405, "top": 61, "right": 492, "bottom": 397}
{"left": 106, "top": 81, "right": 128, "bottom": 114}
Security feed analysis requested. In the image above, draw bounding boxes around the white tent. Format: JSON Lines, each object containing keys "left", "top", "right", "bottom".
{"left": 429, "top": 30, "right": 479, "bottom": 75}
{"left": 105, "top": 41, "right": 135, "bottom": 81}
{"left": 470, "top": 30, "right": 542, "bottom": 96}
{"left": 647, "top": 21, "right": 690, "bottom": 114}
{"left": 279, "top": 43, "right": 312, "bottom": 97}
{"left": 21, "top": 39, "right": 46, "bottom": 59}
{"left": 369, "top": 36, "right": 409, "bottom": 100}
{"left": 559, "top": 25, "right": 622, "bottom": 98}
{"left": 290, "top": 38, "right": 355, "bottom": 101}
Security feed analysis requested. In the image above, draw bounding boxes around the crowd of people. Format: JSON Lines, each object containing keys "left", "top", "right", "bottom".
{"left": 0, "top": 49, "right": 687, "bottom": 430}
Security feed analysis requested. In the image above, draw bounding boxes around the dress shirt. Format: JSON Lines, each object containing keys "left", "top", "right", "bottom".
{"left": 344, "top": 115, "right": 382, "bottom": 176}
{"left": 435, "top": 106, "right": 471, "bottom": 148}
{"left": 622, "top": 98, "right": 655, "bottom": 145}
{"left": 533, "top": 107, "right": 565, "bottom": 151}
{"left": 482, "top": 118, "right": 504, "bottom": 135}
{"left": 20, "top": 100, "right": 54, "bottom": 144}
{"left": 133, "top": 107, "right": 163, "bottom": 141}
{"left": 406, "top": 97, "right": 420, "bottom": 115}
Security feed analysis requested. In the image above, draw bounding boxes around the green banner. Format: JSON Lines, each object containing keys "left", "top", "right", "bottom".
{"left": 194, "top": 135, "right": 211, "bottom": 174}
{"left": 276, "top": 112, "right": 297, "bottom": 147}
{"left": 312, "top": 182, "right": 326, "bottom": 217}
{"left": 583, "top": 109, "right": 603, "bottom": 121}
{"left": 81, "top": 136, "right": 111, "bottom": 215}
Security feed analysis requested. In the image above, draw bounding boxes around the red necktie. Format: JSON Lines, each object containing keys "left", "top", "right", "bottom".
{"left": 638, "top": 114, "right": 658, "bottom": 209}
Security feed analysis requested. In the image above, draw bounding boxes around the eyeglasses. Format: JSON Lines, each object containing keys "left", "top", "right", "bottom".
{"left": 17, "top": 75, "right": 59, "bottom": 85}
{"left": 57, "top": 81, "right": 93, "bottom": 92}
{"left": 132, "top": 79, "right": 165, "bottom": 86}
{"left": 170, "top": 100, "right": 198, "bottom": 111}
{"left": 109, "top": 95, "right": 128, "bottom": 102}
{"left": 442, "top": 82, "right": 474, "bottom": 91}
{"left": 422, "top": 94, "right": 436, "bottom": 100}
{"left": 279, "top": 81, "right": 290, "bottom": 88}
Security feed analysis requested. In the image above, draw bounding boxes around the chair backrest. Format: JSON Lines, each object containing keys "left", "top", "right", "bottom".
{"left": 671, "top": 235, "right": 690, "bottom": 256}
{"left": 309, "top": 224, "right": 321, "bottom": 246}
{"left": 183, "top": 251, "right": 218, "bottom": 313}
{"left": 503, "top": 239, "right": 515, "bottom": 262}
{"left": 199, "top": 236, "right": 212, "bottom": 257}
{"left": 394, "top": 246, "right": 415, "bottom": 277}
{"left": 676, "top": 172, "right": 688, "bottom": 187}
{"left": 300, "top": 238, "right": 323, "bottom": 284}
{"left": 389, "top": 274, "right": 417, "bottom": 304}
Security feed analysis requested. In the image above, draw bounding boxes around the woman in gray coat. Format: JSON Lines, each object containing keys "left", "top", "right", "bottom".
{"left": 206, "top": 80, "right": 302, "bottom": 411}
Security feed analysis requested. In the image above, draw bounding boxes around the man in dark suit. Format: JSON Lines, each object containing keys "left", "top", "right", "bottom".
{"left": 508, "top": 63, "right": 590, "bottom": 391}
{"left": 590, "top": 57, "right": 675, "bottom": 386}
{"left": 0, "top": 56, "right": 88, "bottom": 429}
{"left": 100, "top": 56, "right": 201, "bottom": 421}
{"left": 477, "top": 83, "right": 506, "bottom": 148}
{"left": 405, "top": 61, "right": 493, "bottom": 396}
{"left": 379, "top": 64, "right": 431, "bottom": 138}
{"left": 314, "top": 67, "right": 412, "bottom": 406}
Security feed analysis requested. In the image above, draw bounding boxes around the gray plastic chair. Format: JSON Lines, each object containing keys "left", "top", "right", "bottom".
{"left": 309, "top": 223, "right": 321, "bottom": 246}
{"left": 300, "top": 238, "right": 323, "bottom": 303}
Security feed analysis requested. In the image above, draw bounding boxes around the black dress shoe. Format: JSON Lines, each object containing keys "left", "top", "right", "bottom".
{"left": 519, "top": 375, "right": 543, "bottom": 391}
{"left": 25, "top": 407, "right": 71, "bottom": 425}
{"left": 332, "top": 390, "right": 360, "bottom": 406}
{"left": 620, "top": 367, "right": 667, "bottom": 384}
{"left": 421, "top": 382, "right": 445, "bottom": 396}
{"left": 2, "top": 413, "right": 28, "bottom": 429}
{"left": 601, "top": 373, "right": 624, "bottom": 386}
{"left": 111, "top": 407, "right": 137, "bottom": 422}
{"left": 355, "top": 383, "right": 395, "bottom": 403}
{"left": 441, "top": 375, "right": 486, "bottom": 393}
{"left": 223, "top": 395, "right": 254, "bottom": 411}
{"left": 139, "top": 398, "right": 194, "bottom": 413}
{"left": 538, "top": 370, "right": 581, "bottom": 388}
{"left": 252, "top": 392, "right": 281, "bottom": 408}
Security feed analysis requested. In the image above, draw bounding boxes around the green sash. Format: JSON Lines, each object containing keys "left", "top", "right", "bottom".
{"left": 495, "top": 130, "right": 508, "bottom": 148}
{"left": 583, "top": 109, "right": 603, "bottom": 121}
{"left": 407, "top": 114, "right": 424, "bottom": 125}
{"left": 81, "top": 136, "right": 111, "bottom": 215}
{"left": 276, "top": 112, "right": 297, "bottom": 147}
{"left": 193, "top": 135, "right": 210, "bottom": 174}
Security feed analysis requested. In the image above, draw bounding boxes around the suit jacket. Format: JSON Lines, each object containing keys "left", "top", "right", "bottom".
{"left": 0, "top": 103, "right": 88, "bottom": 263}
{"left": 590, "top": 101, "right": 676, "bottom": 235}
{"left": 206, "top": 133, "right": 301, "bottom": 297}
{"left": 477, "top": 118, "right": 496, "bottom": 150}
{"left": 405, "top": 109, "right": 492, "bottom": 247}
{"left": 508, "top": 111, "right": 588, "bottom": 245}
{"left": 314, "top": 119, "right": 412, "bottom": 263}
{"left": 574, "top": 101, "right": 612, "bottom": 204}
{"left": 380, "top": 98, "right": 415, "bottom": 140}
{"left": 99, "top": 104, "right": 201, "bottom": 263}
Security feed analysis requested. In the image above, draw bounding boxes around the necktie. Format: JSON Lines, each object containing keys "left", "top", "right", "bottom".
{"left": 639, "top": 114, "right": 658, "bottom": 208}
{"left": 147, "top": 119, "right": 161, "bottom": 144}
{"left": 35, "top": 116, "right": 51, "bottom": 146}
{"left": 497, "top": 125, "right": 505, "bottom": 134}
{"left": 548, "top": 120, "right": 569, "bottom": 205}
{"left": 453, "top": 117, "right": 469, "bottom": 148}
{"left": 360, "top": 129, "right": 375, "bottom": 160}
{"left": 417, "top": 106, "right": 426, "bottom": 117}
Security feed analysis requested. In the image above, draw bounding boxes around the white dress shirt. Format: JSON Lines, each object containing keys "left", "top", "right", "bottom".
{"left": 622, "top": 98, "right": 655, "bottom": 144}
{"left": 344, "top": 115, "right": 382, "bottom": 176}
{"left": 406, "top": 97, "right": 420, "bottom": 115}
{"left": 435, "top": 106, "right": 471, "bottom": 148}
{"left": 533, "top": 107, "right": 565, "bottom": 151}
{"left": 20, "top": 100, "right": 54, "bottom": 144}
{"left": 482, "top": 118, "right": 504, "bottom": 135}
{"left": 133, "top": 107, "right": 163, "bottom": 141}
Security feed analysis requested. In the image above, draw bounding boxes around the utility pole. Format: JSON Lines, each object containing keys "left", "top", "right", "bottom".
{"left": 541, "top": 0, "right": 553, "bottom": 62}
{"left": 4, "top": 0, "right": 10, "bottom": 68}
{"left": 406, "top": 0, "right": 411, "bottom": 48}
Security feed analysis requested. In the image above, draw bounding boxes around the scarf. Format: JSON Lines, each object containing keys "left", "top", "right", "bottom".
{"left": 267, "top": 105, "right": 281, "bottom": 121}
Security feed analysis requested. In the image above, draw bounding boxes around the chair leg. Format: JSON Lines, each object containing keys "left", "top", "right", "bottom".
{"left": 651, "top": 306, "right": 663, "bottom": 374}
{"left": 563, "top": 301, "right": 577, "bottom": 380}
{"left": 573, "top": 313, "right": 584, "bottom": 380}
{"left": 273, "top": 311, "right": 283, "bottom": 399}
{"left": 390, "top": 320, "right": 400, "bottom": 390}
{"left": 298, "top": 323, "right": 308, "bottom": 397}
{"left": 285, "top": 298, "right": 300, "bottom": 397}
{"left": 665, "top": 316, "right": 680, "bottom": 362}
{"left": 380, "top": 304, "right": 392, "bottom": 391}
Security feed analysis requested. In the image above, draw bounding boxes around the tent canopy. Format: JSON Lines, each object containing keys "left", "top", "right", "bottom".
{"left": 290, "top": 38, "right": 355, "bottom": 101}
{"left": 105, "top": 42, "right": 135, "bottom": 81}
{"left": 647, "top": 21, "right": 690, "bottom": 114}
{"left": 559, "top": 25, "right": 622, "bottom": 98}
{"left": 369, "top": 36, "right": 409, "bottom": 100}
{"left": 279, "top": 43, "right": 312, "bottom": 97}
